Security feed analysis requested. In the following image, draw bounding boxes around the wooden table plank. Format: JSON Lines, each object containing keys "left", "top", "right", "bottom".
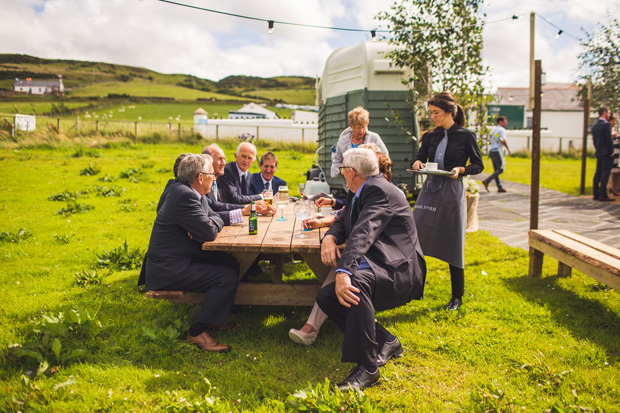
{"left": 261, "top": 202, "right": 296, "bottom": 253}
{"left": 554, "top": 229, "right": 620, "bottom": 261}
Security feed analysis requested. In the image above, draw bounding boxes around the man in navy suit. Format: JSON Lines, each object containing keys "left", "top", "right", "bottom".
{"left": 217, "top": 142, "right": 264, "bottom": 205}
{"left": 145, "top": 154, "right": 238, "bottom": 353}
{"left": 592, "top": 107, "right": 615, "bottom": 202}
{"left": 202, "top": 144, "right": 275, "bottom": 224}
{"left": 249, "top": 151, "right": 287, "bottom": 195}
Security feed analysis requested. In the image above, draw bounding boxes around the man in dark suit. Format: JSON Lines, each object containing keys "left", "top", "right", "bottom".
{"left": 145, "top": 154, "right": 239, "bottom": 353}
{"left": 217, "top": 142, "right": 263, "bottom": 205}
{"left": 249, "top": 151, "right": 287, "bottom": 195}
{"left": 316, "top": 148, "right": 426, "bottom": 391}
{"left": 592, "top": 107, "right": 614, "bottom": 202}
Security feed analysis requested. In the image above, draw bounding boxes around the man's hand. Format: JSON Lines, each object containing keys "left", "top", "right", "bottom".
{"left": 321, "top": 235, "right": 341, "bottom": 267}
{"left": 241, "top": 204, "right": 251, "bottom": 216}
{"left": 315, "top": 197, "right": 334, "bottom": 208}
{"left": 335, "top": 272, "right": 360, "bottom": 307}
{"left": 256, "top": 201, "right": 276, "bottom": 215}
{"left": 411, "top": 160, "right": 424, "bottom": 171}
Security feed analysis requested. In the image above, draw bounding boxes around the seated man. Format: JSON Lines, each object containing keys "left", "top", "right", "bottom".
{"left": 145, "top": 154, "right": 239, "bottom": 353}
{"left": 316, "top": 148, "right": 426, "bottom": 391}
{"left": 202, "top": 144, "right": 275, "bottom": 224}
{"left": 249, "top": 151, "right": 286, "bottom": 195}
{"left": 217, "top": 142, "right": 263, "bottom": 205}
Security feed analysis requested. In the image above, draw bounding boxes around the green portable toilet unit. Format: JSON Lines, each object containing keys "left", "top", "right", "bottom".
{"left": 317, "top": 41, "right": 420, "bottom": 192}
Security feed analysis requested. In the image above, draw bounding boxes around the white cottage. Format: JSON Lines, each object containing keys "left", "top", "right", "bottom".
{"left": 14, "top": 76, "right": 64, "bottom": 95}
{"left": 228, "top": 102, "right": 279, "bottom": 119}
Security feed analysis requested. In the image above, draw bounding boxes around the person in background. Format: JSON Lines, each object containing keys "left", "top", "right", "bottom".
{"left": 481, "top": 116, "right": 511, "bottom": 193}
{"left": 249, "top": 151, "right": 286, "bottom": 195}
{"left": 330, "top": 106, "right": 388, "bottom": 180}
{"left": 411, "top": 91, "right": 484, "bottom": 311}
{"left": 592, "top": 107, "right": 614, "bottom": 202}
{"left": 144, "top": 154, "right": 238, "bottom": 353}
{"left": 608, "top": 115, "right": 619, "bottom": 196}
{"left": 315, "top": 148, "right": 426, "bottom": 391}
{"left": 217, "top": 142, "right": 264, "bottom": 205}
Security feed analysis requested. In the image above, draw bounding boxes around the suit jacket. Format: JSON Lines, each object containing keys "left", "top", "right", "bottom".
{"left": 206, "top": 190, "right": 244, "bottom": 226}
{"left": 592, "top": 119, "right": 613, "bottom": 157}
{"left": 217, "top": 162, "right": 262, "bottom": 204}
{"left": 248, "top": 172, "right": 286, "bottom": 195}
{"left": 325, "top": 175, "right": 426, "bottom": 311}
{"left": 144, "top": 182, "right": 224, "bottom": 291}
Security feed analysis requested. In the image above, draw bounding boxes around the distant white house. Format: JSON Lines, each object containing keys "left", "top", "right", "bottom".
{"left": 228, "top": 102, "right": 279, "bottom": 119}
{"left": 490, "top": 83, "right": 594, "bottom": 152}
{"left": 290, "top": 110, "right": 318, "bottom": 124}
{"left": 13, "top": 76, "right": 64, "bottom": 95}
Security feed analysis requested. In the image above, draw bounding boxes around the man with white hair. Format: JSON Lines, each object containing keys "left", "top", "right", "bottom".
{"left": 316, "top": 148, "right": 427, "bottom": 391}
{"left": 217, "top": 142, "right": 264, "bottom": 205}
{"left": 145, "top": 154, "right": 238, "bottom": 353}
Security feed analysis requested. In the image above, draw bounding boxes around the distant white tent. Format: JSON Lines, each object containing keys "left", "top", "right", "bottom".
{"left": 228, "top": 102, "right": 279, "bottom": 119}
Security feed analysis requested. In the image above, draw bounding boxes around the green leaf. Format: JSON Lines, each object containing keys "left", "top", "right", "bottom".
{"left": 53, "top": 377, "right": 77, "bottom": 390}
{"left": 51, "top": 338, "right": 62, "bottom": 361}
{"left": 65, "top": 348, "right": 88, "bottom": 361}
{"left": 36, "top": 360, "right": 49, "bottom": 376}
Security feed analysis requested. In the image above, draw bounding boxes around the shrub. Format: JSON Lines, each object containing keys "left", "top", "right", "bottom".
{"left": 48, "top": 190, "right": 89, "bottom": 201}
{"left": 53, "top": 233, "right": 74, "bottom": 244}
{"left": 80, "top": 163, "right": 100, "bottom": 176}
{"left": 0, "top": 228, "right": 33, "bottom": 244}
{"left": 57, "top": 201, "right": 93, "bottom": 216}
{"left": 94, "top": 185, "right": 126, "bottom": 197}
{"left": 95, "top": 240, "right": 144, "bottom": 271}
{"left": 75, "top": 269, "right": 108, "bottom": 287}
{"left": 119, "top": 167, "right": 149, "bottom": 183}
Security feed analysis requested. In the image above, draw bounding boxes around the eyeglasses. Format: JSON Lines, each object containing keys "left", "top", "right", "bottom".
{"left": 338, "top": 166, "right": 356, "bottom": 174}
{"left": 200, "top": 172, "right": 216, "bottom": 178}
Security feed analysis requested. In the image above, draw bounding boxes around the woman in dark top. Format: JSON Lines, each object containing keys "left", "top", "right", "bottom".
{"left": 411, "top": 92, "right": 484, "bottom": 311}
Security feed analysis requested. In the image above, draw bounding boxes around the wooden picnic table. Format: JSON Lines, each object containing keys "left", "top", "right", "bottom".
{"left": 200, "top": 200, "right": 332, "bottom": 306}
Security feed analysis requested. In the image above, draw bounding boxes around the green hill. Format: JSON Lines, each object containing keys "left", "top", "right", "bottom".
{"left": 0, "top": 54, "right": 316, "bottom": 105}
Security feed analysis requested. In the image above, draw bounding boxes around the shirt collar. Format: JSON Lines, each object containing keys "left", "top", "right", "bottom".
{"left": 235, "top": 163, "right": 248, "bottom": 181}
{"left": 189, "top": 186, "right": 202, "bottom": 199}
{"left": 354, "top": 175, "right": 375, "bottom": 197}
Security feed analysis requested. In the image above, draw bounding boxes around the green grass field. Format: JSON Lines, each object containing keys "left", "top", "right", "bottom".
{"left": 0, "top": 141, "right": 619, "bottom": 411}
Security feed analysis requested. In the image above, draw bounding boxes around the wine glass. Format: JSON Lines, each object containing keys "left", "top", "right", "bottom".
{"left": 294, "top": 199, "right": 311, "bottom": 238}
{"left": 297, "top": 182, "right": 305, "bottom": 197}
{"left": 276, "top": 185, "right": 289, "bottom": 221}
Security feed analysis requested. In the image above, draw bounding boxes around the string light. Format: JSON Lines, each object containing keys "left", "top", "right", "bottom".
{"left": 151, "top": 1, "right": 580, "bottom": 42}
{"left": 556, "top": 29, "right": 563, "bottom": 38}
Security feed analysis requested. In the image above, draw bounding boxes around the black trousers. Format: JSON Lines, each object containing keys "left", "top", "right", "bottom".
{"left": 485, "top": 150, "right": 504, "bottom": 189}
{"left": 161, "top": 252, "right": 239, "bottom": 325}
{"left": 316, "top": 268, "right": 392, "bottom": 367}
{"left": 593, "top": 155, "right": 614, "bottom": 199}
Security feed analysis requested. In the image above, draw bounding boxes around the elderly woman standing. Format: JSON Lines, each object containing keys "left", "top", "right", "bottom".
{"left": 330, "top": 106, "right": 389, "bottom": 179}
{"left": 411, "top": 92, "right": 484, "bottom": 311}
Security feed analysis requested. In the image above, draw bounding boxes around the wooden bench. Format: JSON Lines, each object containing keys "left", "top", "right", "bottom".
{"left": 528, "top": 229, "right": 620, "bottom": 292}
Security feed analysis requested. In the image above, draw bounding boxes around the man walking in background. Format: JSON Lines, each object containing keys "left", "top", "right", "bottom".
{"left": 592, "top": 107, "right": 615, "bottom": 202}
{"left": 482, "top": 116, "right": 511, "bottom": 193}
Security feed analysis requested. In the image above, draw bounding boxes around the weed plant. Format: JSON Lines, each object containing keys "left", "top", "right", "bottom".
{"left": 0, "top": 143, "right": 618, "bottom": 411}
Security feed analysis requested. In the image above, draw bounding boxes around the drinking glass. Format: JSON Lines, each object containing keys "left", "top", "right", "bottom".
{"left": 297, "top": 182, "right": 305, "bottom": 197}
{"left": 294, "top": 199, "right": 311, "bottom": 238}
{"left": 276, "top": 185, "right": 289, "bottom": 221}
{"left": 262, "top": 188, "right": 273, "bottom": 206}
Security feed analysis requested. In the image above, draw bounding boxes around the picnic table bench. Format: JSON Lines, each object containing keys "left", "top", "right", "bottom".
{"left": 528, "top": 229, "right": 620, "bottom": 292}
{"left": 146, "top": 201, "right": 335, "bottom": 313}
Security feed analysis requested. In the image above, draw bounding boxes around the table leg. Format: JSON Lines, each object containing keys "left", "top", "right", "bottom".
{"left": 232, "top": 252, "right": 260, "bottom": 280}
{"left": 301, "top": 252, "right": 330, "bottom": 283}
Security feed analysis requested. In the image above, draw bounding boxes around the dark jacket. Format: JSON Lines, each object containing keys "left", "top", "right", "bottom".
{"left": 217, "top": 162, "right": 262, "bottom": 204}
{"left": 248, "top": 172, "right": 286, "bottom": 195}
{"left": 592, "top": 118, "right": 613, "bottom": 157}
{"left": 325, "top": 175, "right": 426, "bottom": 311}
{"left": 206, "top": 189, "right": 244, "bottom": 226}
{"left": 144, "top": 182, "right": 224, "bottom": 291}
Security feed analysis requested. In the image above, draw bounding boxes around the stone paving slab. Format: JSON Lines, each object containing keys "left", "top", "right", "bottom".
{"left": 470, "top": 174, "right": 620, "bottom": 250}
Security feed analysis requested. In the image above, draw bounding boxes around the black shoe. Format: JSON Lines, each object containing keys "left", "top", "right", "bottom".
{"left": 336, "top": 365, "right": 380, "bottom": 392}
{"left": 377, "top": 338, "right": 403, "bottom": 367}
{"left": 593, "top": 196, "right": 599, "bottom": 201}
{"left": 599, "top": 197, "right": 615, "bottom": 202}
{"left": 498, "top": 188, "right": 507, "bottom": 193}
{"left": 446, "top": 297, "right": 462, "bottom": 311}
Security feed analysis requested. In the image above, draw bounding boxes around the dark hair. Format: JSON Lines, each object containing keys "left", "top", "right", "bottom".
{"left": 496, "top": 116, "right": 506, "bottom": 124}
{"left": 173, "top": 153, "right": 192, "bottom": 178}
{"left": 427, "top": 91, "right": 465, "bottom": 126}
{"left": 599, "top": 107, "right": 609, "bottom": 117}
{"left": 377, "top": 153, "right": 393, "bottom": 182}
{"left": 259, "top": 151, "right": 278, "bottom": 166}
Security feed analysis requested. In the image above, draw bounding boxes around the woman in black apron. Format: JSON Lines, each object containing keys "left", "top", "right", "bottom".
{"left": 411, "top": 92, "right": 484, "bottom": 310}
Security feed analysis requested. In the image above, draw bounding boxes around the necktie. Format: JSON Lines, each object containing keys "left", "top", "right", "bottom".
{"left": 429, "top": 130, "right": 448, "bottom": 193}
{"left": 264, "top": 181, "right": 270, "bottom": 191}
{"left": 212, "top": 181, "right": 218, "bottom": 202}
{"left": 241, "top": 173, "right": 248, "bottom": 195}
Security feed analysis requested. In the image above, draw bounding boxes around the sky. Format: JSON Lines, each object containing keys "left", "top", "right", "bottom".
{"left": 2, "top": 0, "right": 620, "bottom": 91}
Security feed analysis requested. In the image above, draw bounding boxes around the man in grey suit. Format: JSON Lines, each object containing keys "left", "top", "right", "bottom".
{"left": 145, "top": 154, "right": 238, "bottom": 353}
{"left": 316, "top": 148, "right": 426, "bottom": 391}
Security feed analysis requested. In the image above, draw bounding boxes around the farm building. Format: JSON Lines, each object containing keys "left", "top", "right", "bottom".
{"left": 228, "top": 102, "right": 279, "bottom": 119}
{"left": 13, "top": 76, "right": 64, "bottom": 94}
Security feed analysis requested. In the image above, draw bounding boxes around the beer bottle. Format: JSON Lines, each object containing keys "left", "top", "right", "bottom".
{"left": 249, "top": 201, "right": 258, "bottom": 235}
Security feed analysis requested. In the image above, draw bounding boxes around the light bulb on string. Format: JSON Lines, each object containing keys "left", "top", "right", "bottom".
{"left": 268, "top": 20, "right": 274, "bottom": 34}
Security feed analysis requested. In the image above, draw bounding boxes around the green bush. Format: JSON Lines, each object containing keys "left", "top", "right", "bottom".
{"left": 0, "top": 228, "right": 32, "bottom": 244}
{"left": 80, "top": 163, "right": 100, "bottom": 176}
{"left": 95, "top": 240, "right": 144, "bottom": 271}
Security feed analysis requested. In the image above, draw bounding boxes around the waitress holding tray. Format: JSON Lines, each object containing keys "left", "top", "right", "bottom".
{"left": 410, "top": 91, "right": 484, "bottom": 311}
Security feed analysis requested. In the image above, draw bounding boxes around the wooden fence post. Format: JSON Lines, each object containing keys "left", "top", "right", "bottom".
{"left": 178, "top": 123, "right": 181, "bottom": 140}
{"left": 216, "top": 124, "right": 219, "bottom": 140}
{"left": 76, "top": 117, "right": 79, "bottom": 132}
{"left": 135, "top": 121, "right": 138, "bottom": 137}
{"left": 57, "top": 118, "right": 60, "bottom": 132}
{"left": 96, "top": 120, "right": 99, "bottom": 133}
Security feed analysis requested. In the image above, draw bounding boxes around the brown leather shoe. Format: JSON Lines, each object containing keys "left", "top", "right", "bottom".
{"left": 482, "top": 180, "right": 489, "bottom": 192}
{"left": 206, "top": 321, "right": 237, "bottom": 331}
{"left": 187, "top": 332, "right": 230, "bottom": 353}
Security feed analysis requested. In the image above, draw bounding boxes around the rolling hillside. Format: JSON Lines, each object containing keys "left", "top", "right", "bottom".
{"left": 0, "top": 54, "right": 316, "bottom": 105}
